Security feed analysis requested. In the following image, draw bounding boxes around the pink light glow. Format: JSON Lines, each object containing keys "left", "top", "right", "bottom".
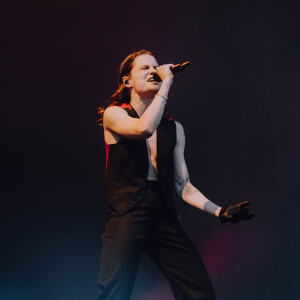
{"left": 197, "top": 227, "right": 251, "bottom": 279}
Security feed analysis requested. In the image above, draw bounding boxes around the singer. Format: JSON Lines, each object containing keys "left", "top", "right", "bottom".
{"left": 96, "top": 50, "right": 254, "bottom": 300}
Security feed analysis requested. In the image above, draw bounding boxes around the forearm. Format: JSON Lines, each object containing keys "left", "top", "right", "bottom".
{"left": 174, "top": 176, "right": 221, "bottom": 217}
{"left": 139, "top": 79, "right": 173, "bottom": 134}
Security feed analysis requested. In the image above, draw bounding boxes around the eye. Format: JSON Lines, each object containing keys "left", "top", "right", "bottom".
{"left": 142, "top": 66, "right": 149, "bottom": 70}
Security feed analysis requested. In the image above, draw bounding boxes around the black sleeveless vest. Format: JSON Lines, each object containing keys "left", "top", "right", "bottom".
{"left": 104, "top": 103, "right": 177, "bottom": 216}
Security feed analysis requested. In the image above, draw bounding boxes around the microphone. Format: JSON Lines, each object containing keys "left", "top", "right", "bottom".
{"left": 152, "top": 61, "right": 191, "bottom": 82}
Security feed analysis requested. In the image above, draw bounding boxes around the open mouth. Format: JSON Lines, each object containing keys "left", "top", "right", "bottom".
{"left": 147, "top": 77, "right": 157, "bottom": 82}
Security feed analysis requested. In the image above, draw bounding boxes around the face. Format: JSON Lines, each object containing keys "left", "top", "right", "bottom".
{"left": 126, "top": 54, "right": 161, "bottom": 96}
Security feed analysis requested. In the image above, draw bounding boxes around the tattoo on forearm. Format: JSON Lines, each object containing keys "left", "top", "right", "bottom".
{"left": 174, "top": 176, "right": 189, "bottom": 196}
{"left": 183, "top": 182, "right": 198, "bottom": 196}
{"left": 174, "top": 176, "right": 198, "bottom": 198}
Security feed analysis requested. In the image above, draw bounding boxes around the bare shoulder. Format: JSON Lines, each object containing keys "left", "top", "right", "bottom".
{"left": 103, "top": 106, "right": 127, "bottom": 143}
{"left": 103, "top": 106, "right": 129, "bottom": 126}
{"left": 175, "top": 121, "right": 184, "bottom": 132}
{"left": 104, "top": 106, "right": 128, "bottom": 120}
{"left": 175, "top": 121, "right": 185, "bottom": 143}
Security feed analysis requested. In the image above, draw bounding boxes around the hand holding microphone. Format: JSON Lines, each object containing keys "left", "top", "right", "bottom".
{"left": 155, "top": 64, "right": 174, "bottom": 82}
{"left": 153, "top": 61, "right": 191, "bottom": 82}
{"left": 153, "top": 61, "right": 191, "bottom": 106}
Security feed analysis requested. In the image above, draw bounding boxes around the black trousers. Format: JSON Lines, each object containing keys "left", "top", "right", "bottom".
{"left": 97, "top": 181, "right": 215, "bottom": 300}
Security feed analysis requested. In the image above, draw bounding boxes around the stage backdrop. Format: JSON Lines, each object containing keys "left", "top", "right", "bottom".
{"left": 1, "top": 0, "right": 299, "bottom": 299}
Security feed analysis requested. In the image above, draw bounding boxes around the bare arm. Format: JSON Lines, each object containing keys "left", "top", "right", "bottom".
{"left": 173, "top": 122, "right": 221, "bottom": 217}
{"left": 104, "top": 66, "right": 173, "bottom": 139}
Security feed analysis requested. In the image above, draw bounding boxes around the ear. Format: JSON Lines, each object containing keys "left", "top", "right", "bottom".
{"left": 122, "top": 75, "right": 132, "bottom": 87}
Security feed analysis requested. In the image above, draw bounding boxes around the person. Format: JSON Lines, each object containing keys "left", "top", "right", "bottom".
{"left": 96, "top": 50, "right": 255, "bottom": 300}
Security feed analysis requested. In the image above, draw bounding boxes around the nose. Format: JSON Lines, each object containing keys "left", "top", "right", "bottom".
{"left": 149, "top": 66, "right": 156, "bottom": 74}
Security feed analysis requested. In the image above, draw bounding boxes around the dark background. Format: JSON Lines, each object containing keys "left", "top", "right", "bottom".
{"left": 1, "top": 0, "right": 299, "bottom": 299}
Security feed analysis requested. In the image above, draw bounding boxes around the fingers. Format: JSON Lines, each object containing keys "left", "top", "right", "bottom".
{"left": 219, "top": 202, "right": 255, "bottom": 223}
{"left": 236, "top": 201, "right": 250, "bottom": 207}
{"left": 235, "top": 202, "right": 255, "bottom": 221}
{"left": 156, "top": 64, "right": 173, "bottom": 71}
{"left": 156, "top": 64, "right": 174, "bottom": 81}
{"left": 240, "top": 206, "right": 249, "bottom": 218}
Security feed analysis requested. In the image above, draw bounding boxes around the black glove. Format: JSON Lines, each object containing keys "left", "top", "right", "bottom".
{"left": 219, "top": 201, "right": 255, "bottom": 223}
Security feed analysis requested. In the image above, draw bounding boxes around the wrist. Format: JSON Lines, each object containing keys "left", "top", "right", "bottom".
{"left": 215, "top": 206, "right": 222, "bottom": 217}
{"left": 165, "top": 76, "right": 174, "bottom": 82}
{"left": 156, "top": 93, "right": 168, "bottom": 105}
{"left": 161, "top": 77, "right": 173, "bottom": 86}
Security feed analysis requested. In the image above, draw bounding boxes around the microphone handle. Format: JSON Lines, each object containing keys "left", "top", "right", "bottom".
{"left": 152, "top": 61, "right": 191, "bottom": 82}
